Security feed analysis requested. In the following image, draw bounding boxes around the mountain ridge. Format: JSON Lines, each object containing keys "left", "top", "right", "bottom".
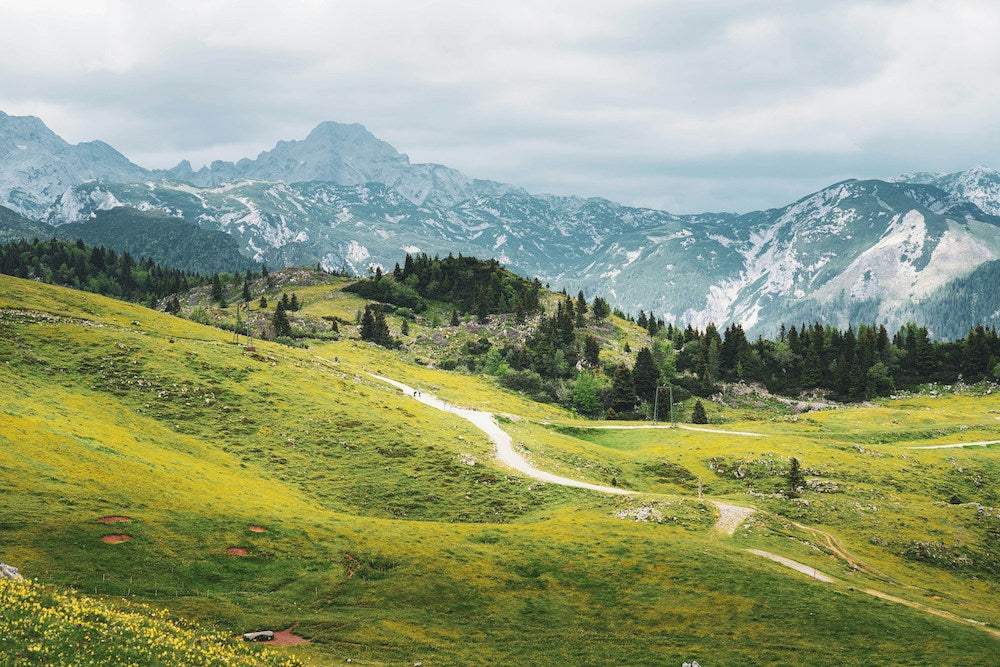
{"left": 2, "top": 110, "right": 1000, "bottom": 336}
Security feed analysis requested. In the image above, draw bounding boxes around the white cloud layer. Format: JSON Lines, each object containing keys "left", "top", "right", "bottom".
{"left": 0, "top": 0, "right": 997, "bottom": 212}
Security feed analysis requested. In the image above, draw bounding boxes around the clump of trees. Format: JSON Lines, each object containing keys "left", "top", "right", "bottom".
{"left": 0, "top": 238, "right": 215, "bottom": 304}
{"left": 346, "top": 253, "right": 544, "bottom": 321}
{"left": 360, "top": 305, "right": 399, "bottom": 348}
{"left": 670, "top": 320, "right": 1000, "bottom": 401}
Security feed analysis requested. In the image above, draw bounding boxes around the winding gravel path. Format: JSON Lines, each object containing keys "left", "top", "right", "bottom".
{"left": 366, "top": 371, "right": 998, "bottom": 637}
{"left": 907, "top": 440, "right": 1000, "bottom": 450}
{"left": 369, "top": 374, "right": 633, "bottom": 495}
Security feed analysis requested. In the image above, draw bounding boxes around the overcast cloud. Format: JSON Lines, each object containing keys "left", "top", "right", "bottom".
{"left": 0, "top": 0, "right": 998, "bottom": 212}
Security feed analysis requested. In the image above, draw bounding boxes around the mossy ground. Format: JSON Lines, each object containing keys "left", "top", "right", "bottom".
{"left": 1, "top": 274, "right": 998, "bottom": 665}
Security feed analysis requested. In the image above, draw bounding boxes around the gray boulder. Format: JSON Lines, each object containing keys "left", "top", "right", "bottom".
{"left": 0, "top": 562, "right": 22, "bottom": 580}
{"left": 242, "top": 630, "right": 274, "bottom": 642}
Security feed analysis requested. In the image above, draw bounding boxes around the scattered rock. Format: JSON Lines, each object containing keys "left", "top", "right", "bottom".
{"left": 0, "top": 562, "right": 22, "bottom": 580}
{"left": 243, "top": 630, "right": 274, "bottom": 642}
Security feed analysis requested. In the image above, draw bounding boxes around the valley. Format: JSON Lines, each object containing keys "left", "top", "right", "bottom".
{"left": 1, "top": 273, "right": 997, "bottom": 665}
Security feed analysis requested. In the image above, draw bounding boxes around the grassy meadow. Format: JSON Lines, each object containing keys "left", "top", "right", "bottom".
{"left": 0, "top": 273, "right": 997, "bottom": 665}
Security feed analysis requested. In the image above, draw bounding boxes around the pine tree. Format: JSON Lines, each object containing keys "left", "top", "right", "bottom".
{"left": 210, "top": 274, "right": 224, "bottom": 303}
{"left": 242, "top": 280, "right": 251, "bottom": 302}
{"left": 575, "top": 291, "right": 588, "bottom": 324}
{"left": 290, "top": 293, "right": 300, "bottom": 311}
{"left": 401, "top": 319, "right": 410, "bottom": 336}
{"left": 374, "top": 309, "right": 391, "bottom": 344}
{"left": 592, "top": 297, "right": 610, "bottom": 320}
{"left": 584, "top": 335, "right": 601, "bottom": 366}
{"left": 258, "top": 296, "right": 267, "bottom": 308}
{"left": 360, "top": 306, "right": 376, "bottom": 341}
{"left": 786, "top": 457, "right": 804, "bottom": 498}
{"left": 691, "top": 400, "right": 708, "bottom": 424}
{"left": 632, "top": 347, "right": 660, "bottom": 402}
{"left": 609, "top": 364, "right": 636, "bottom": 414}
{"left": 272, "top": 301, "right": 291, "bottom": 338}
{"left": 451, "top": 309, "right": 460, "bottom": 326}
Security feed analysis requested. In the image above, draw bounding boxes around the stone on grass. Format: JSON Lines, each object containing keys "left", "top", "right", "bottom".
{"left": 242, "top": 630, "right": 274, "bottom": 642}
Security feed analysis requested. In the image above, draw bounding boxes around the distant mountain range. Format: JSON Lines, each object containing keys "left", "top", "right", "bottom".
{"left": 1, "top": 109, "right": 999, "bottom": 336}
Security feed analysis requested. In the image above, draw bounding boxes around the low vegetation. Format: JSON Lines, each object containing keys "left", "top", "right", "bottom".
{"left": 1, "top": 255, "right": 999, "bottom": 665}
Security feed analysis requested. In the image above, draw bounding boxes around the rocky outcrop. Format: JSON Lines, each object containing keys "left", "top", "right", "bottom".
{"left": 0, "top": 561, "right": 22, "bottom": 580}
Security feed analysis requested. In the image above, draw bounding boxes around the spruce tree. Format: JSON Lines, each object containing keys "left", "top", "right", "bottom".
{"left": 210, "top": 274, "right": 224, "bottom": 303}
{"left": 786, "top": 457, "right": 804, "bottom": 498}
{"left": 258, "top": 296, "right": 268, "bottom": 308}
{"left": 632, "top": 347, "right": 660, "bottom": 402}
{"left": 584, "top": 335, "right": 601, "bottom": 366}
{"left": 290, "top": 293, "right": 300, "bottom": 311}
{"left": 691, "top": 400, "right": 708, "bottom": 424}
{"left": 451, "top": 309, "right": 460, "bottom": 326}
{"left": 242, "top": 280, "right": 251, "bottom": 302}
{"left": 360, "top": 306, "right": 376, "bottom": 341}
{"left": 609, "top": 364, "right": 637, "bottom": 414}
{"left": 401, "top": 319, "right": 410, "bottom": 336}
{"left": 592, "top": 297, "right": 610, "bottom": 320}
{"left": 272, "top": 301, "right": 291, "bottom": 338}
{"left": 374, "top": 309, "right": 392, "bottom": 345}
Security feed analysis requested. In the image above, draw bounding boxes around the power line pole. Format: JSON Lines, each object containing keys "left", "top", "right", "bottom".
{"left": 669, "top": 384, "right": 675, "bottom": 428}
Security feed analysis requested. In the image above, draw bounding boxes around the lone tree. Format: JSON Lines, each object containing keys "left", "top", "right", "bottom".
{"left": 401, "top": 319, "right": 410, "bottom": 336}
{"left": 272, "top": 300, "right": 291, "bottom": 338}
{"left": 450, "top": 309, "right": 460, "bottom": 326}
{"left": 691, "top": 400, "right": 708, "bottom": 424}
{"left": 786, "top": 457, "right": 804, "bottom": 498}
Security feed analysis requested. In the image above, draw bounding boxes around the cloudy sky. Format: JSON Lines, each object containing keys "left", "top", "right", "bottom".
{"left": 1, "top": 0, "right": 998, "bottom": 212}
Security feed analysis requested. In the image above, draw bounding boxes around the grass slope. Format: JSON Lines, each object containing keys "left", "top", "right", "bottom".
{"left": 0, "top": 274, "right": 997, "bottom": 665}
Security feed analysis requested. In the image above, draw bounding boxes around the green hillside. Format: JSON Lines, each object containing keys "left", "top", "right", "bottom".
{"left": 0, "top": 203, "right": 53, "bottom": 242}
{"left": 54, "top": 207, "right": 257, "bottom": 274}
{"left": 1, "top": 274, "right": 998, "bottom": 665}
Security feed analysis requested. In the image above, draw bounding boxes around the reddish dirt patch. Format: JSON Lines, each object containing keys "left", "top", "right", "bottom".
{"left": 101, "top": 534, "right": 133, "bottom": 544}
{"left": 98, "top": 516, "right": 133, "bottom": 524}
{"left": 248, "top": 525, "right": 268, "bottom": 533}
{"left": 343, "top": 552, "right": 361, "bottom": 579}
{"left": 226, "top": 547, "right": 249, "bottom": 556}
{"left": 272, "top": 622, "right": 308, "bottom": 645}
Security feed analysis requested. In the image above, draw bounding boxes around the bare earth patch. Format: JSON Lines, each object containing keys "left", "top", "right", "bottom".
{"left": 100, "top": 534, "right": 133, "bottom": 544}
{"left": 272, "top": 622, "right": 308, "bottom": 645}
{"left": 98, "top": 516, "right": 133, "bottom": 523}
{"left": 226, "top": 547, "right": 249, "bottom": 556}
{"left": 248, "top": 525, "right": 268, "bottom": 533}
